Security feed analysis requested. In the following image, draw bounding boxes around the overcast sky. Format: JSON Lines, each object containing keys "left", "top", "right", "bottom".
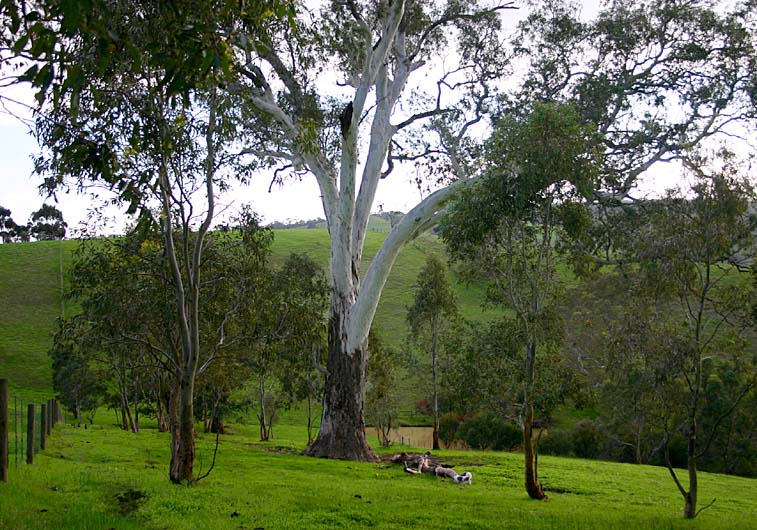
{"left": 0, "top": 0, "right": 690, "bottom": 237}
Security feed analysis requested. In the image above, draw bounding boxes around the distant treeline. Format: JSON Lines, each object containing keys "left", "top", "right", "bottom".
{"left": 268, "top": 211, "right": 404, "bottom": 231}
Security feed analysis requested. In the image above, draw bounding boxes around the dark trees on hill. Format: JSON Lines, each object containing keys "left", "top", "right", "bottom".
{"left": 30, "top": 204, "right": 66, "bottom": 241}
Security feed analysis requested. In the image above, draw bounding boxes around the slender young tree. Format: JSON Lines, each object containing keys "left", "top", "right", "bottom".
{"left": 442, "top": 102, "right": 599, "bottom": 499}
{"left": 407, "top": 254, "right": 458, "bottom": 450}
{"left": 629, "top": 158, "right": 756, "bottom": 518}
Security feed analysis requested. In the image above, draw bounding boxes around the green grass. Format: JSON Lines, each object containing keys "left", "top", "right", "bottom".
{"left": 0, "top": 240, "right": 75, "bottom": 403}
{"left": 1, "top": 411, "right": 755, "bottom": 529}
{"left": 0, "top": 230, "right": 496, "bottom": 403}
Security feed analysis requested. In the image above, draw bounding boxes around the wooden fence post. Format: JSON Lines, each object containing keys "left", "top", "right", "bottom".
{"left": 40, "top": 403, "right": 46, "bottom": 451}
{"left": 0, "top": 379, "right": 8, "bottom": 482}
{"left": 26, "top": 404, "right": 34, "bottom": 464}
{"left": 46, "top": 400, "right": 52, "bottom": 435}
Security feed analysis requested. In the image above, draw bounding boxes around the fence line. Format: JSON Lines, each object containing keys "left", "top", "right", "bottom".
{"left": 0, "top": 379, "right": 63, "bottom": 482}
{"left": 1, "top": 379, "right": 7, "bottom": 482}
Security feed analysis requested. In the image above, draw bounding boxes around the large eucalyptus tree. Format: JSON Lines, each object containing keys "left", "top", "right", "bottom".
{"left": 226, "top": 0, "right": 514, "bottom": 460}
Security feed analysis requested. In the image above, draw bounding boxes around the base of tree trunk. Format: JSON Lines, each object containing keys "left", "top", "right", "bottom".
{"left": 305, "top": 309, "right": 377, "bottom": 462}
{"left": 303, "top": 431, "right": 378, "bottom": 462}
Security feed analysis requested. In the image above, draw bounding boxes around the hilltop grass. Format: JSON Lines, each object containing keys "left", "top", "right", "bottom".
{"left": 1, "top": 409, "right": 755, "bottom": 530}
{"left": 0, "top": 228, "right": 496, "bottom": 403}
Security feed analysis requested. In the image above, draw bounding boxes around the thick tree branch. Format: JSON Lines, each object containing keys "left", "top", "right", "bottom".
{"left": 348, "top": 179, "right": 470, "bottom": 350}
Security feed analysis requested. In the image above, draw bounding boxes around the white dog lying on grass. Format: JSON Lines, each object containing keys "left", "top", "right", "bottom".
{"left": 403, "top": 452, "right": 473, "bottom": 484}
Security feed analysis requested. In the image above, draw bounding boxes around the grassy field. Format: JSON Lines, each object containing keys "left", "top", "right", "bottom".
{"left": 1, "top": 409, "right": 755, "bottom": 529}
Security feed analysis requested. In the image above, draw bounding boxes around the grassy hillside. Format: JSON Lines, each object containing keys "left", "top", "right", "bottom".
{"left": 0, "top": 411, "right": 755, "bottom": 529}
{"left": 0, "top": 240, "right": 75, "bottom": 403}
{"left": 0, "top": 228, "right": 494, "bottom": 402}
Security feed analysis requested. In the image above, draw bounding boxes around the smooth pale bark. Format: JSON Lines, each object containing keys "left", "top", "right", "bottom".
{"left": 242, "top": 0, "right": 485, "bottom": 460}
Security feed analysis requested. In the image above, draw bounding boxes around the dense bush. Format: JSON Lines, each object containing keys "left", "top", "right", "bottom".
{"left": 457, "top": 414, "right": 521, "bottom": 451}
{"left": 572, "top": 419, "right": 604, "bottom": 459}
{"left": 539, "top": 429, "right": 573, "bottom": 456}
{"left": 439, "top": 412, "right": 462, "bottom": 448}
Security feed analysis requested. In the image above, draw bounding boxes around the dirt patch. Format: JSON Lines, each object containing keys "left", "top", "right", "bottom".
{"left": 115, "top": 489, "right": 146, "bottom": 514}
{"left": 264, "top": 445, "right": 300, "bottom": 455}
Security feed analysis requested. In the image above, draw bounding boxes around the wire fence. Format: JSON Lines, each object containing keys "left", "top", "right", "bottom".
{"left": 1, "top": 379, "right": 63, "bottom": 482}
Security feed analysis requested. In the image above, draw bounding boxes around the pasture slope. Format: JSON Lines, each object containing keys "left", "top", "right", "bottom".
{"left": 0, "top": 228, "right": 487, "bottom": 402}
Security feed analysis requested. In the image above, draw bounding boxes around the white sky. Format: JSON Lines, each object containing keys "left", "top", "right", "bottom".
{"left": 0, "top": 0, "right": 705, "bottom": 236}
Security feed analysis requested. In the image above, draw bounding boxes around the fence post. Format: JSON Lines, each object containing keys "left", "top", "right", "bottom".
{"left": 13, "top": 395, "right": 18, "bottom": 468}
{"left": 26, "top": 404, "right": 34, "bottom": 464}
{"left": 40, "top": 403, "right": 47, "bottom": 451}
{"left": 0, "top": 379, "right": 8, "bottom": 482}
{"left": 46, "top": 400, "right": 53, "bottom": 435}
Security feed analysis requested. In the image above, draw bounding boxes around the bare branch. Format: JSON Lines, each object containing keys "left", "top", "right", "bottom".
{"left": 394, "top": 107, "right": 455, "bottom": 131}
{"left": 408, "top": 3, "right": 518, "bottom": 64}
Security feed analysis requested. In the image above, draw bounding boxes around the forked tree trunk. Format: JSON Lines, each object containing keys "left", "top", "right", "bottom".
{"left": 170, "top": 375, "right": 196, "bottom": 483}
{"left": 684, "top": 414, "right": 698, "bottom": 518}
{"left": 306, "top": 392, "right": 314, "bottom": 445}
{"left": 523, "top": 341, "right": 546, "bottom": 500}
{"left": 304, "top": 299, "right": 377, "bottom": 461}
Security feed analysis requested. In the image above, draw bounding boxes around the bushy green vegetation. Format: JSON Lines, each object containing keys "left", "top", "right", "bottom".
{"left": 1, "top": 411, "right": 755, "bottom": 529}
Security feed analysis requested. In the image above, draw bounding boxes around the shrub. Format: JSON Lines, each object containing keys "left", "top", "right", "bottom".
{"left": 493, "top": 421, "right": 522, "bottom": 451}
{"left": 457, "top": 414, "right": 521, "bottom": 451}
{"left": 439, "top": 412, "right": 461, "bottom": 448}
{"left": 572, "top": 419, "right": 604, "bottom": 459}
{"left": 539, "top": 429, "right": 573, "bottom": 456}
